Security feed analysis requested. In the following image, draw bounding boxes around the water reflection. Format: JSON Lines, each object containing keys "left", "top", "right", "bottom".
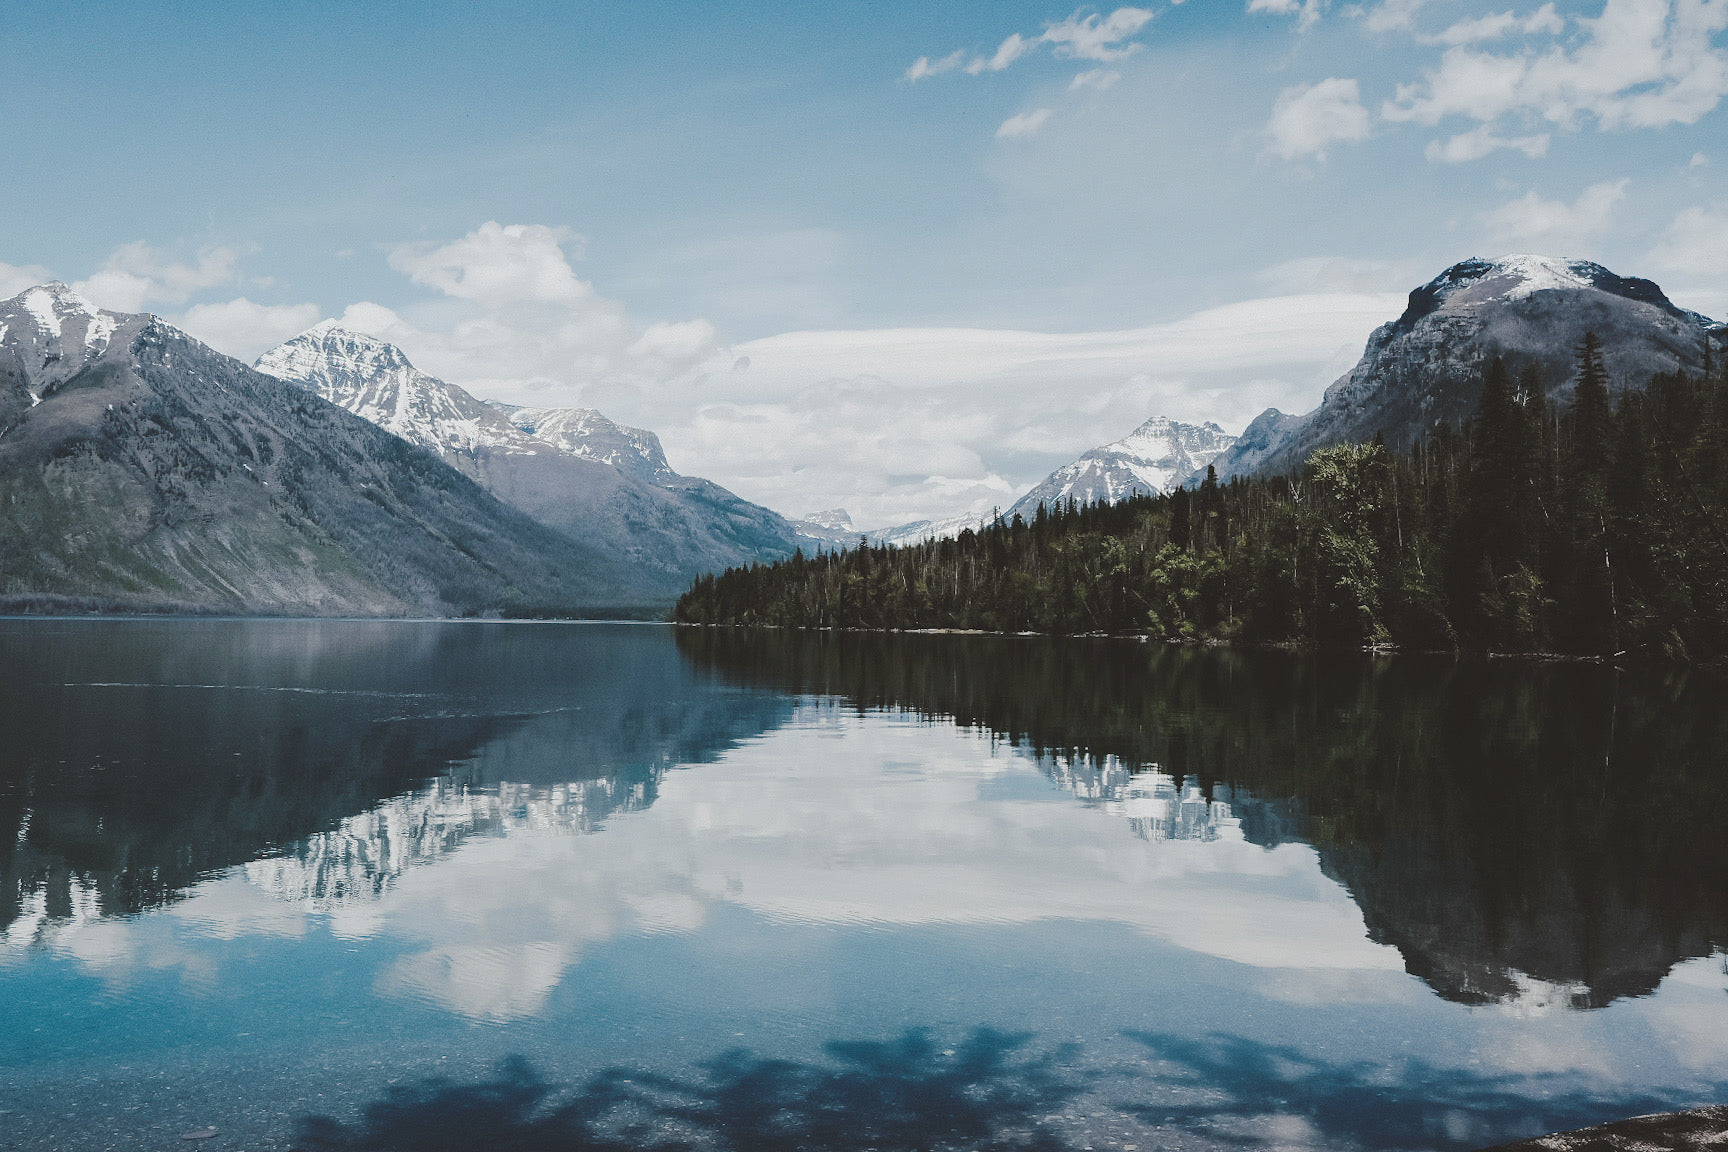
{"left": 0, "top": 620, "right": 792, "bottom": 945}
{"left": 289, "top": 1027, "right": 1689, "bottom": 1152}
{"left": 4, "top": 621, "right": 1728, "bottom": 1152}
{"left": 675, "top": 628, "right": 1728, "bottom": 1008}
{"left": 1044, "top": 756, "right": 1248, "bottom": 843}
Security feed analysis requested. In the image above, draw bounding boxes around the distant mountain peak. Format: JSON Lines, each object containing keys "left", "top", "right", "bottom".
{"left": 1205, "top": 254, "right": 1721, "bottom": 483}
{"left": 1009, "top": 415, "right": 1236, "bottom": 521}
{"left": 801, "top": 509, "right": 854, "bottom": 531}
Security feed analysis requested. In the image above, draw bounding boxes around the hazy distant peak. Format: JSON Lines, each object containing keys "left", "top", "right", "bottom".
{"left": 801, "top": 509, "right": 854, "bottom": 531}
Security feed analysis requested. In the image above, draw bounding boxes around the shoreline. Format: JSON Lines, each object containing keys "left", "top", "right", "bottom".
{"left": 670, "top": 620, "right": 1664, "bottom": 667}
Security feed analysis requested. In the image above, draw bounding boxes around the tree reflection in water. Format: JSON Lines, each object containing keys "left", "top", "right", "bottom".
{"left": 293, "top": 1027, "right": 1690, "bottom": 1152}
{"left": 677, "top": 629, "right": 1728, "bottom": 1009}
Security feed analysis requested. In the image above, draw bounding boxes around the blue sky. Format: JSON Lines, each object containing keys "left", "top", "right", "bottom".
{"left": 5, "top": 0, "right": 1727, "bottom": 524}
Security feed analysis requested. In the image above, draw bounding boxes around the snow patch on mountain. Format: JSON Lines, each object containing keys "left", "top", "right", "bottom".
{"left": 1009, "top": 416, "right": 1237, "bottom": 521}
{"left": 1205, "top": 253, "right": 1724, "bottom": 483}
{"left": 255, "top": 322, "right": 532, "bottom": 458}
{"left": 490, "top": 402, "right": 675, "bottom": 485}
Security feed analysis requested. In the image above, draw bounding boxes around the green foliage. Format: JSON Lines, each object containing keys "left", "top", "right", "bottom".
{"left": 677, "top": 335, "right": 1728, "bottom": 660}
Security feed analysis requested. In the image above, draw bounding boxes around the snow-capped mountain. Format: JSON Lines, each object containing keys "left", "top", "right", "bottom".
{"left": 1204, "top": 254, "right": 1726, "bottom": 482}
{"left": 0, "top": 284, "right": 122, "bottom": 408}
{"left": 490, "top": 402, "right": 676, "bottom": 485}
{"left": 257, "top": 324, "right": 805, "bottom": 585}
{"left": 1009, "top": 416, "right": 1236, "bottom": 519}
{"left": 788, "top": 508, "right": 994, "bottom": 550}
{"left": 254, "top": 319, "right": 527, "bottom": 458}
{"left": 0, "top": 284, "right": 630, "bottom": 615}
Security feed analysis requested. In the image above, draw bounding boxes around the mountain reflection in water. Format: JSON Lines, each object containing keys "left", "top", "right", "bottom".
{"left": 3, "top": 620, "right": 1727, "bottom": 1152}
{"left": 0, "top": 620, "right": 793, "bottom": 944}
{"left": 675, "top": 628, "right": 1728, "bottom": 1009}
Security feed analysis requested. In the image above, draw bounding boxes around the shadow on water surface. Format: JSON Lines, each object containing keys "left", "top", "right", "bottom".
{"left": 677, "top": 629, "right": 1728, "bottom": 1009}
{"left": 291, "top": 1028, "right": 1696, "bottom": 1152}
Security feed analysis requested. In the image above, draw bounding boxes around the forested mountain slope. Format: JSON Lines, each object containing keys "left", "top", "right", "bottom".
{"left": 679, "top": 337, "right": 1728, "bottom": 661}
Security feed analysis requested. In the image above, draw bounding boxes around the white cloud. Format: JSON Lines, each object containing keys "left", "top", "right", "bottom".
{"left": 1251, "top": 0, "right": 1327, "bottom": 31}
{"left": 0, "top": 260, "right": 53, "bottom": 299}
{"left": 330, "top": 222, "right": 723, "bottom": 406}
{"left": 1647, "top": 204, "right": 1728, "bottom": 276}
{"left": 997, "top": 108, "right": 1054, "bottom": 138}
{"left": 1422, "top": 4, "right": 1566, "bottom": 45}
{"left": 1384, "top": 0, "right": 1728, "bottom": 138}
{"left": 1265, "top": 78, "right": 1372, "bottom": 159}
{"left": 905, "top": 49, "right": 965, "bottom": 81}
{"left": 1071, "top": 68, "right": 1123, "bottom": 90}
{"left": 1691, "top": 150, "right": 1710, "bottom": 166}
{"left": 1424, "top": 122, "right": 1550, "bottom": 161}
{"left": 1042, "top": 7, "right": 1156, "bottom": 60}
{"left": 966, "top": 33, "right": 1031, "bottom": 74}
{"left": 71, "top": 241, "right": 249, "bottom": 313}
{"left": 1482, "top": 179, "right": 1629, "bottom": 247}
{"left": 905, "top": 7, "right": 1154, "bottom": 80}
{"left": 668, "top": 291, "right": 1403, "bottom": 525}
{"left": 1359, "top": 0, "right": 1430, "bottom": 33}
{"left": 176, "top": 298, "right": 322, "bottom": 360}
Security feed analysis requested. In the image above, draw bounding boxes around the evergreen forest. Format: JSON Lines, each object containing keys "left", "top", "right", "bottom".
{"left": 675, "top": 335, "right": 1728, "bottom": 661}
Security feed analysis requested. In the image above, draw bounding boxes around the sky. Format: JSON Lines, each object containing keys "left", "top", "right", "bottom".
{"left": 3, "top": 0, "right": 1726, "bottom": 527}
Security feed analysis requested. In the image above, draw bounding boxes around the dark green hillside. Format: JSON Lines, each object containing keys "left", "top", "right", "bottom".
{"left": 677, "top": 337, "right": 1728, "bottom": 661}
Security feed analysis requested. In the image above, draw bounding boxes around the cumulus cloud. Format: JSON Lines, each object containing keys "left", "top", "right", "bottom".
{"left": 997, "top": 108, "right": 1054, "bottom": 138}
{"left": 1383, "top": 0, "right": 1728, "bottom": 138}
{"left": 905, "top": 7, "right": 1154, "bottom": 80}
{"left": 1482, "top": 179, "right": 1629, "bottom": 248}
{"left": 71, "top": 241, "right": 250, "bottom": 313}
{"left": 1265, "top": 78, "right": 1373, "bottom": 159}
{"left": 1647, "top": 204, "right": 1728, "bottom": 276}
{"left": 330, "top": 222, "right": 722, "bottom": 402}
{"left": 176, "top": 298, "right": 323, "bottom": 360}
{"left": 0, "top": 260, "right": 54, "bottom": 299}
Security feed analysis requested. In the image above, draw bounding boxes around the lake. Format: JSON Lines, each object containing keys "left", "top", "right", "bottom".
{"left": 2, "top": 620, "right": 1725, "bottom": 1151}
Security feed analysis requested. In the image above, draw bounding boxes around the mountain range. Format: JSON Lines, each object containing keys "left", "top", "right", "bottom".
{"left": 0, "top": 285, "right": 636, "bottom": 615}
{"left": 254, "top": 323, "right": 804, "bottom": 593}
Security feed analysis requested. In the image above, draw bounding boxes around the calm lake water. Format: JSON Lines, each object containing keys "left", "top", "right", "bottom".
{"left": 2, "top": 620, "right": 1726, "bottom": 1152}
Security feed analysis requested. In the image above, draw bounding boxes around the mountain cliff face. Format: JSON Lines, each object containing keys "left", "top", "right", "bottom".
{"left": 0, "top": 285, "right": 633, "bottom": 615}
{"left": 1011, "top": 416, "right": 1236, "bottom": 518}
{"left": 1205, "top": 254, "right": 1726, "bottom": 482}
{"left": 256, "top": 324, "right": 803, "bottom": 588}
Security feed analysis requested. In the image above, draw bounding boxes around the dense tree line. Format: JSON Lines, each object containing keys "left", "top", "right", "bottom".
{"left": 676, "top": 335, "right": 1728, "bottom": 660}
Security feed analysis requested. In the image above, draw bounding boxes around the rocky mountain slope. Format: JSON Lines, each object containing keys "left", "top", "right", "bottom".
{"left": 256, "top": 324, "right": 804, "bottom": 586}
{"left": 1205, "top": 254, "right": 1726, "bottom": 482}
{"left": 1010, "top": 416, "right": 1236, "bottom": 518}
{"left": 0, "top": 285, "right": 634, "bottom": 615}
